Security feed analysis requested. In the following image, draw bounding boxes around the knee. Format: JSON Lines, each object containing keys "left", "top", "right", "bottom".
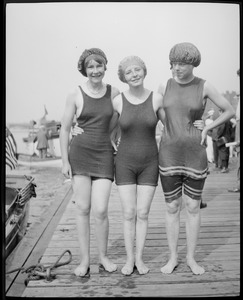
{"left": 73, "top": 196, "right": 90, "bottom": 217}
{"left": 123, "top": 208, "right": 136, "bottom": 223}
{"left": 166, "top": 200, "right": 181, "bottom": 214}
{"left": 137, "top": 208, "right": 149, "bottom": 222}
{"left": 93, "top": 208, "right": 108, "bottom": 221}
{"left": 185, "top": 199, "right": 200, "bottom": 214}
{"left": 75, "top": 203, "right": 90, "bottom": 217}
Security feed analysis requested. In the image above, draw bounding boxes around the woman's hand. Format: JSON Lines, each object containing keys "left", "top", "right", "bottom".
{"left": 62, "top": 161, "right": 72, "bottom": 180}
{"left": 71, "top": 123, "right": 84, "bottom": 136}
{"left": 193, "top": 119, "right": 205, "bottom": 131}
{"left": 200, "top": 128, "right": 208, "bottom": 146}
{"left": 111, "top": 137, "right": 121, "bottom": 155}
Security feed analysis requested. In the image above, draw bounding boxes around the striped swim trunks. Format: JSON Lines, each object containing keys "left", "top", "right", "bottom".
{"left": 159, "top": 174, "right": 206, "bottom": 202}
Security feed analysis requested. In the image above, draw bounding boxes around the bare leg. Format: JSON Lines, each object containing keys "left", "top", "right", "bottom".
{"left": 161, "top": 197, "right": 181, "bottom": 274}
{"left": 184, "top": 195, "right": 205, "bottom": 275}
{"left": 118, "top": 185, "right": 136, "bottom": 275}
{"left": 43, "top": 148, "right": 47, "bottom": 158}
{"left": 92, "top": 179, "right": 117, "bottom": 272}
{"left": 39, "top": 149, "right": 43, "bottom": 159}
{"left": 135, "top": 185, "right": 156, "bottom": 274}
{"left": 73, "top": 176, "right": 92, "bottom": 276}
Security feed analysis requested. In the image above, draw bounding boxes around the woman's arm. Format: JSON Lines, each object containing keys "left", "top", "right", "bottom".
{"left": 110, "top": 93, "right": 123, "bottom": 152}
{"left": 59, "top": 89, "right": 78, "bottom": 178}
{"left": 109, "top": 112, "right": 119, "bottom": 133}
{"left": 200, "top": 81, "right": 235, "bottom": 145}
{"left": 203, "top": 81, "right": 235, "bottom": 129}
{"left": 157, "top": 82, "right": 166, "bottom": 96}
{"left": 111, "top": 86, "right": 120, "bottom": 101}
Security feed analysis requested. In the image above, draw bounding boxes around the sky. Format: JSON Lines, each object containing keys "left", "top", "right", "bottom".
{"left": 5, "top": 2, "right": 240, "bottom": 124}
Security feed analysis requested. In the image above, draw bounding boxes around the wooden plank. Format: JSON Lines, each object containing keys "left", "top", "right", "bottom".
{"left": 54, "top": 223, "right": 239, "bottom": 232}
{"left": 5, "top": 186, "right": 72, "bottom": 297}
{"left": 26, "top": 270, "right": 240, "bottom": 286}
{"left": 24, "top": 259, "right": 240, "bottom": 273}
{"left": 22, "top": 281, "right": 240, "bottom": 297}
{"left": 43, "top": 240, "right": 239, "bottom": 251}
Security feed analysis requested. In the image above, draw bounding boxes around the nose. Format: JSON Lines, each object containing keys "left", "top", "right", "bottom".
{"left": 131, "top": 70, "right": 139, "bottom": 77}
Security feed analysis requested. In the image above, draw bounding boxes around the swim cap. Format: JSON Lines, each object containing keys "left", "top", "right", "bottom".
{"left": 77, "top": 48, "right": 108, "bottom": 76}
{"left": 118, "top": 55, "right": 147, "bottom": 83}
{"left": 169, "top": 42, "right": 201, "bottom": 67}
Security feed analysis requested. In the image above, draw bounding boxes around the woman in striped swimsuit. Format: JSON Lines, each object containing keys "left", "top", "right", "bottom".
{"left": 157, "top": 42, "right": 235, "bottom": 275}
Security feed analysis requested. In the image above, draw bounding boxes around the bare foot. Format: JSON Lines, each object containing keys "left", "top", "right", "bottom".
{"left": 74, "top": 264, "right": 89, "bottom": 277}
{"left": 121, "top": 263, "right": 135, "bottom": 276}
{"left": 160, "top": 258, "right": 178, "bottom": 274}
{"left": 100, "top": 257, "right": 117, "bottom": 272}
{"left": 187, "top": 258, "right": 205, "bottom": 275}
{"left": 135, "top": 261, "right": 150, "bottom": 275}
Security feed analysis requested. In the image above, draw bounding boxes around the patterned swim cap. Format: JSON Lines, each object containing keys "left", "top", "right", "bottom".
{"left": 77, "top": 48, "right": 108, "bottom": 76}
{"left": 118, "top": 56, "right": 147, "bottom": 83}
{"left": 169, "top": 42, "right": 201, "bottom": 67}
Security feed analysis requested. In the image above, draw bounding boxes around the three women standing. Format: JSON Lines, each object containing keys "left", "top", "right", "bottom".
{"left": 61, "top": 43, "right": 234, "bottom": 277}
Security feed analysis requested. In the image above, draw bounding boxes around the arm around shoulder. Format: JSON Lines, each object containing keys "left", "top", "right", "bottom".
{"left": 112, "top": 93, "right": 122, "bottom": 115}
{"left": 157, "top": 82, "right": 166, "bottom": 96}
{"left": 111, "top": 86, "right": 120, "bottom": 100}
{"left": 153, "top": 91, "right": 163, "bottom": 114}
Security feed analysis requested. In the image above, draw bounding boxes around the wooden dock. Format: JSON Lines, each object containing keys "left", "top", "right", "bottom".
{"left": 6, "top": 160, "right": 240, "bottom": 297}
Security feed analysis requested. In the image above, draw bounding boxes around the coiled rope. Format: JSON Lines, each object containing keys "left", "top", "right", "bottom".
{"left": 6, "top": 249, "right": 72, "bottom": 286}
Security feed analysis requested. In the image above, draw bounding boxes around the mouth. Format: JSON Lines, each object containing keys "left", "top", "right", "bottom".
{"left": 92, "top": 74, "right": 102, "bottom": 77}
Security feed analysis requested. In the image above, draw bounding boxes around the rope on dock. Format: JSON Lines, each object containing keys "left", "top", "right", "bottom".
{"left": 6, "top": 249, "right": 72, "bottom": 286}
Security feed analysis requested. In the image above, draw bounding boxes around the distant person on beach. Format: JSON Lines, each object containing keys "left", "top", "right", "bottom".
{"left": 157, "top": 42, "right": 235, "bottom": 275}
{"left": 36, "top": 125, "right": 49, "bottom": 159}
{"left": 59, "top": 48, "right": 120, "bottom": 277}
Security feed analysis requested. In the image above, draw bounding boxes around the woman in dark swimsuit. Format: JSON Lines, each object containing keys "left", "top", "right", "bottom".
{"left": 60, "top": 48, "right": 119, "bottom": 277}
{"left": 112, "top": 56, "right": 164, "bottom": 275}
{"left": 157, "top": 42, "right": 235, "bottom": 275}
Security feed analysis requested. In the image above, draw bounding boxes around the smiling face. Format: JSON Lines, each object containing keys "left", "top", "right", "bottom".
{"left": 85, "top": 59, "right": 106, "bottom": 83}
{"left": 124, "top": 64, "right": 145, "bottom": 86}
